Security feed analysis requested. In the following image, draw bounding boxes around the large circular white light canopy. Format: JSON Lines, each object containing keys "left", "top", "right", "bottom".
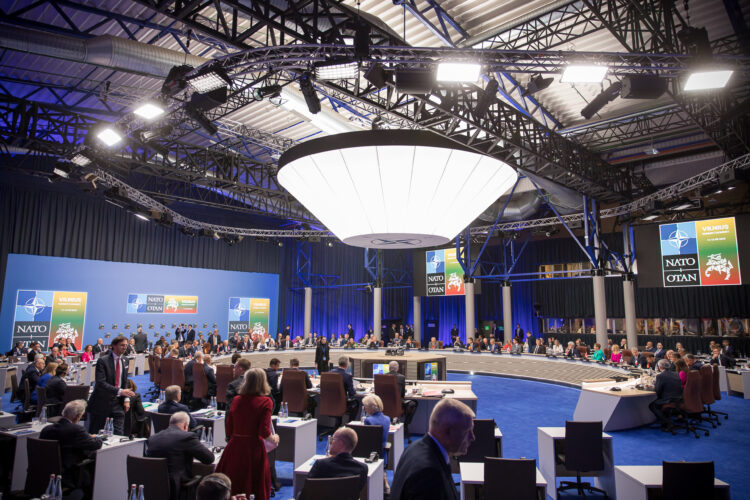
{"left": 278, "top": 130, "right": 518, "bottom": 249}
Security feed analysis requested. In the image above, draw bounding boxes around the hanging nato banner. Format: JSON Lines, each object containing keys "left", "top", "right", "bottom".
{"left": 228, "top": 297, "right": 270, "bottom": 336}
{"left": 659, "top": 216, "right": 742, "bottom": 287}
{"left": 127, "top": 293, "right": 198, "bottom": 313}
{"left": 426, "top": 248, "right": 465, "bottom": 296}
{"left": 12, "top": 290, "right": 87, "bottom": 350}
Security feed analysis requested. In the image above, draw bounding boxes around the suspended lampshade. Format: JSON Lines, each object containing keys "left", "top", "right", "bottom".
{"left": 278, "top": 130, "right": 518, "bottom": 249}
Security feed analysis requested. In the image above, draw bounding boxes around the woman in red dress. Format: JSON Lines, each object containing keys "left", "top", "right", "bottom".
{"left": 215, "top": 367, "right": 279, "bottom": 499}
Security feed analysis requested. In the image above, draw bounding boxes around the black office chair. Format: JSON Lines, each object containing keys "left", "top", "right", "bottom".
{"left": 25, "top": 437, "right": 63, "bottom": 497}
{"left": 451, "top": 419, "right": 501, "bottom": 474}
{"left": 299, "top": 475, "right": 362, "bottom": 500}
{"left": 556, "top": 421, "right": 609, "bottom": 498}
{"left": 484, "top": 457, "right": 538, "bottom": 500}
{"left": 346, "top": 423, "right": 389, "bottom": 460}
{"left": 148, "top": 412, "right": 173, "bottom": 434}
{"left": 127, "top": 455, "right": 172, "bottom": 500}
{"left": 662, "top": 460, "right": 715, "bottom": 499}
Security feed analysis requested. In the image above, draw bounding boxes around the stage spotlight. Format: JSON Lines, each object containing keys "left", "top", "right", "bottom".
{"left": 521, "top": 74, "right": 554, "bottom": 96}
{"left": 668, "top": 199, "right": 697, "bottom": 211}
{"left": 354, "top": 22, "right": 370, "bottom": 60}
{"left": 641, "top": 214, "right": 660, "bottom": 221}
{"left": 139, "top": 124, "right": 174, "bottom": 143}
{"left": 395, "top": 68, "right": 435, "bottom": 94}
{"left": 180, "top": 227, "right": 196, "bottom": 237}
{"left": 620, "top": 75, "right": 667, "bottom": 99}
{"left": 134, "top": 212, "right": 150, "bottom": 222}
{"left": 96, "top": 126, "right": 123, "bottom": 147}
{"left": 186, "top": 104, "right": 218, "bottom": 135}
{"left": 253, "top": 84, "right": 282, "bottom": 100}
{"left": 364, "top": 63, "right": 391, "bottom": 88}
{"left": 70, "top": 151, "right": 93, "bottom": 167}
{"left": 299, "top": 72, "right": 321, "bottom": 114}
{"left": 581, "top": 81, "right": 622, "bottom": 119}
{"left": 190, "top": 87, "right": 228, "bottom": 111}
{"left": 371, "top": 116, "right": 390, "bottom": 130}
{"left": 52, "top": 163, "right": 72, "bottom": 178}
{"left": 187, "top": 63, "right": 232, "bottom": 93}
{"left": 315, "top": 60, "right": 359, "bottom": 80}
{"left": 198, "top": 228, "right": 213, "bottom": 238}
{"left": 561, "top": 64, "right": 608, "bottom": 83}
{"left": 677, "top": 26, "right": 713, "bottom": 59}
{"left": 327, "top": 241, "right": 334, "bottom": 247}
{"left": 133, "top": 101, "right": 165, "bottom": 120}
{"left": 683, "top": 69, "right": 733, "bottom": 91}
{"left": 162, "top": 65, "right": 193, "bottom": 96}
{"left": 277, "top": 240, "right": 284, "bottom": 247}
{"left": 474, "top": 78, "right": 498, "bottom": 118}
{"left": 436, "top": 62, "right": 481, "bottom": 82}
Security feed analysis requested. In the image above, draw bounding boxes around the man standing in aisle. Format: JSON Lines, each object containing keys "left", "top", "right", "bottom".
{"left": 186, "top": 324, "right": 196, "bottom": 344}
{"left": 134, "top": 327, "right": 149, "bottom": 353}
{"left": 315, "top": 336, "right": 330, "bottom": 373}
{"left": 87, "top": 335, "right": 134, "bottom": 435}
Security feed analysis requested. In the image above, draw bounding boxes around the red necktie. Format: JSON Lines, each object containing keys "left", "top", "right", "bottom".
{"left": 114, "top": 355, "right": 121, "bottom": 388}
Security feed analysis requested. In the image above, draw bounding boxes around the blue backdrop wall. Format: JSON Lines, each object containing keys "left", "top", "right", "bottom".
{"left": 0, "top": 254, "right": 279, "bottom": 349}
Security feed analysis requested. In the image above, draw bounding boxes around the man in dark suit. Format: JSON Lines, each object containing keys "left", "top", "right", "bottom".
{"left": 331, "top": 357, "right": 361, "bottom": 421}
{"left": 428, "top": 337, "right": 439, "bottom": 350}
{"left": 685, "top": 354, "right": 703, "bottom": 371}
{"left": 532, "top": 338, "right": 547, "bottom": 355}
{"left": 644, "top": 341, "right": 657, "bottom": 353}
{"left": 315, "top": 336, "right": 330, "bottom": 373}
{"left": 226, "top": 358, "right": 251, "bottom": 407}
{"left": 158, "top": 385, "right": 198, "bottom": 429}
{"left": 46, "top": 346, "right": 64, "bottom": 365}
{"left": 19, "top": 356, "right": 45, "bottom": 403}
{"left": 146, "top": 411, "right": 215, "bottom": 500}
{"left": 87, "top": 335, "right": 135, "bottom": 435}
{"left": 186, "top": 325, "right": 196, "bottom": 344}
{"left": 649, "top": 359, "right": 683, "bottom": 431}
{"left": 91, "top": 338, "right": 106, "bottom": 356}
{"left": 710, "top": 347, "right": 735, "bottom": 368}
{"left": 134, "top": 327, "right": 149, "bottom": 353}
{"left": 564, "top": 341, "right": 581, "bottom": 358}
{"left": 721, "top": 339, "right": 736, "bottom": 359}
{"left": 450, "top": 325, "right": 459, "bottom": 345}
{"left": 514, "top": 323, "right": 523, "bottom": 343}
{"left": 26, "top": 341, "right": 42, "bottom": 362}
{"left": 388, "top": 361, "right": 417, "bottom": 430}
{"left": 308, "top": 427, "right": 367, "bottom": 489}
{"left": 391, "top": 399, "right": 475, "bottom": 500}
{"left": 174, "top": 324, "right": 185, "bottom": 344}
{"left": 12, "top": 342, "right": 27, "bottom": 357}
{"left": 282, "top": 358, "right": 312, "bottom": 389}
{"left": 347, "top": 324, "right": 355, "bottom": 339}
{"left": 208, "top": 329, "right": 222, "bottom": 351}
{"left": 40, "top": 400, "right": 102, "bottom": 493}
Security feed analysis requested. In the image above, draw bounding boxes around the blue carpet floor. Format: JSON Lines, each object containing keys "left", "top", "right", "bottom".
{"left": 4, "top": 372, "right": 749, "bottom": 499}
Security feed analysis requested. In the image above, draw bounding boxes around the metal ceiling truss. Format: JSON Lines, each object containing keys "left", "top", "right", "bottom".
{"left": 132, "top": 0, "right": 404, "bottom": 48}
{"left": 0, "top": 0, "right": 229, "bottom": 54}
{"left": 397, "top": 0, "right": 564, "bottom": 130}
{"left": 560, "top": 105, "right": 701, "bottom": 151}
{"left": 581, "top": 0, "right": 750, "bottom": 158}
{"left": 94, "top": 168, "right": 326, "bottom": 238}
{"left": 470, "top": 151, "right": 750, "bottom": 233}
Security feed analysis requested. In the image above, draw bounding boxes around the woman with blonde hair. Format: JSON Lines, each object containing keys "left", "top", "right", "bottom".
{"left": 362, "top": 393, "right": 391, "bottom": 493}
{"left": 610, "top": 344, "right": 622, "bottom": 364}
{"left": 215, "top": 368, "right": 279, "bottom": 499}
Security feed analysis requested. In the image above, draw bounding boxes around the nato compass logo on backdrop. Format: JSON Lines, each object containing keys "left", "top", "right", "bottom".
{"left": 660, "top": 222, "right": 699, "bottom": 287}
{"left": 228, "top": 297, "right": 250, "bottom": 333}
{"left": 16, "top": 290, "right": 52, "bottom": 322}
{"left": 426, "top": 251, "right": 445, "bottom": 274}
{"left": 128, "top": 294, "right": 165, "bottom": 313}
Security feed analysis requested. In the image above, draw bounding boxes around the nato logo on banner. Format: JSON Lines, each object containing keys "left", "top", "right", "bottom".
{"left": 13, "top": 290, "right": 87, "bottom": 350}
{"left": 660, "top": 222, "right": 699, "bottom": 287}
{"left": 127, "top": 293, "right": 198, "bottom": 313}
{"left": 228, "top": 297, "right": 269, "bottom": 336}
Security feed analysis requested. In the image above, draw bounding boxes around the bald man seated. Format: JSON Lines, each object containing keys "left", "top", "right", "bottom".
{"left": 390, "top": 398, "right": 475, "bottom": 500}
{"left": 307, "top": 427, "right": 368, "bottom": 491}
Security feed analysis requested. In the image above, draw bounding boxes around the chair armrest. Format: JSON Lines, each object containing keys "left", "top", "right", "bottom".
{"left": 384, "top": 442, "right": 392, "bottom": 450}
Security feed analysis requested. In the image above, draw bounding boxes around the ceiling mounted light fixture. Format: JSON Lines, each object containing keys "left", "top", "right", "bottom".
{"left": 521, "top": 74, "right": 554, "bottom": 96}
{"left": 187, "top": 63, "right": 232, "bottom": 93}
{"left": 133, "top": 102, "right": 165, "bottom": 120}
{"left": 315, "top": 60, "right": 359, "bottom": 80}
{"left": 436, "top": 62, "right": 481, "bottom": 82}
{"left": 278, "top": 130, "right": 518, "bottom": 249}
{"left": 683, "top": 69, "right": 733, "bottom": 91}
{"left": 96, "top": 127, "right": 123, "bottom": 147}
{"left": 561, "top": 64, "right": 608, "bottom": 83}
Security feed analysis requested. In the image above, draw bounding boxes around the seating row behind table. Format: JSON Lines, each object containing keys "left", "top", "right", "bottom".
{"left": 4, "top": 422, "right": 146, "bottom": 500}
